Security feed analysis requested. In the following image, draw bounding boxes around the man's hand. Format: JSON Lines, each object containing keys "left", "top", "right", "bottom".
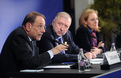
{"left": 51, "top": 44, "right": 68, "bottom": 55}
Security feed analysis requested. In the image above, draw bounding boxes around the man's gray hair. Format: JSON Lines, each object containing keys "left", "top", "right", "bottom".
{"left": 55, "top": 12, "right": 71, "bottom": 21}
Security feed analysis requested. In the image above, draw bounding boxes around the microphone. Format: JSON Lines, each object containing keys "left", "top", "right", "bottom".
{"left": 42, "top": 36, "right": 77, "bottom": 50}
{"left": 42, "top": 36, "right": 61, "bottom": 44}
{"left": 112, "top": 30, "right": 121, "bottom": 37}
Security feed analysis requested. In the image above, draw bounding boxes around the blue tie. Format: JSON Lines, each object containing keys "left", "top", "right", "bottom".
{"left": 58, "top": 38, "right": 65, "bottom": 53}
{"left": 31, "top": 41, "right": 35, "bottom": 56}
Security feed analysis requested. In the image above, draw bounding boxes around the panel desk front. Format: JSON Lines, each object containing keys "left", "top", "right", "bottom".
{"left": 7, "top": 63, "right": 121, "bottom": 78}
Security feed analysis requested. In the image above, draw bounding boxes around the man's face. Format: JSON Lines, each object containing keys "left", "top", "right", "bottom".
{"left": 52, "top": 16, "right": 71, "bottom": 37}
{"left": 29, "top": 16, "right": 45, "bottom": 41}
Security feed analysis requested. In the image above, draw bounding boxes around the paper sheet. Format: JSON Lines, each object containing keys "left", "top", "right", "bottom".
{"left": 20, "top": 69, "right": 44, "bottom": 72}
{"left": 90, "top": 58, "right": 103, "bottom": 64}
{"left": 44, "top": 65, "right": 71, "bottom": 68}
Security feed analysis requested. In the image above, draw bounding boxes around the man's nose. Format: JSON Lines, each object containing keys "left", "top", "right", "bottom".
{"left": 41, "top": 27, "right": 45, "bottom": 33}
{"left": 60, "top": 25, "right": 65, "bottom": 31}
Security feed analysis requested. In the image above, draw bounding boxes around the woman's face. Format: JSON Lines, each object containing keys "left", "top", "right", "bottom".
{"left": 84, "top": 13, "right": 99, "bottom": 31}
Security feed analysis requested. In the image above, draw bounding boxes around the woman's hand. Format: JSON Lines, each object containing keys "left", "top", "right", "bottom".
{"left": 97, "top": 41, "right": 104, "bottom": 48}
{"left": 90, "top": 47, "right": 102, "bottom": 55}
{"left": 84, "top": 52, "right": 96, "bottom": 60}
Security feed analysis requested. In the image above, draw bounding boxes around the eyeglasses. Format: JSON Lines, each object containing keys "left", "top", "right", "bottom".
{"left": 29, "top": 22, "right": 46, "bottom": 30}
{"left": 90, "top": 18, "right": 99, "bottom": 22}
{"left": 37, "top": 25, "right": 46, "bottom": 30}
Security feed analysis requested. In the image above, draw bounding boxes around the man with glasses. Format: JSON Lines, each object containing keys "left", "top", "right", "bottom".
{"left": 0, "top": 11, "right": 68, "bottom": 78}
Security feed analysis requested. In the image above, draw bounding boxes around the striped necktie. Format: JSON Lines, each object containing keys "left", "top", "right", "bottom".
{"left": 31, "top": 41, "right": 35, "bottom": 56}
{"left": 58, "top": 38, "right": 65, "bottom": 53}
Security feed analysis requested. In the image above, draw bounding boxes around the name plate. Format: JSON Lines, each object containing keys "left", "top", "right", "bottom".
{"left": 104, "top": 51, "right": 120, "bottom": 65}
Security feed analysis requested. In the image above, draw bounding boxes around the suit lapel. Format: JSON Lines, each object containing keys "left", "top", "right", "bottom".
{"left": 87, "top": 29, "right": 93, "bottom": 47}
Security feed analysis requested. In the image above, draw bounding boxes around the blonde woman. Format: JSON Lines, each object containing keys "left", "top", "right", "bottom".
{"left": 75, "top": 9, "right": 105, "bottom": 56}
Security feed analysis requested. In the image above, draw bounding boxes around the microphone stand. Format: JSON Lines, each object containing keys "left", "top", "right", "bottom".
{"left": 112, "top": 30, "right": 121, "bottom": 37}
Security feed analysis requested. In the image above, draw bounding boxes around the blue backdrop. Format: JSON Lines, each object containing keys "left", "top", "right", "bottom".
{"left": 0, "top": 0, "right": 63, "bottom": 53}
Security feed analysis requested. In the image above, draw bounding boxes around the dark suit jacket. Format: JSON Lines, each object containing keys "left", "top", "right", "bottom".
{"left": 0, "top": 27, "right": 51, "bottom": 78}
{"left": 75, "top": 26, "right": 105, "bottom": 52}
{"left": 37, "top": 25, "right": 80, "bottom": 63}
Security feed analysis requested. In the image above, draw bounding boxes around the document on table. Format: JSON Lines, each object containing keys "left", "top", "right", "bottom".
{"left": 20, "top": 69, "right": 44, "bottom": 72}
{"left": 90, "top": 58, "right": 103, "bottom": 64}
{"left": 44, "top": 65, "right": 71, "bottom": 68}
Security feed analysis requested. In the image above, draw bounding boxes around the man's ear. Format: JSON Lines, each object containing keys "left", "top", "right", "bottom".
{"left": 26, "top": 22, "right": 31, "bottom": 32}
{"left": 52, "top": 19, "right": 55, "bottom": 26}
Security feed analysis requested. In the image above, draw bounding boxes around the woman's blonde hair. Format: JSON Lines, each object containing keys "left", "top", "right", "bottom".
{"left": 79, "top": 9, "right": 100, "bottom": 32}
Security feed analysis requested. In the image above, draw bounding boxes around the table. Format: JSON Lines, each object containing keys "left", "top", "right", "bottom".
{"left": 8, "top": 63, "right": 121, "bottom": 78}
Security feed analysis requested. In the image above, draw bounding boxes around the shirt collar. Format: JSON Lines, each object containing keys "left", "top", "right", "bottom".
{"left": 88, "top": 27, "right": 92, "bottom": 33}
{"left": 28, "top": 36, "right": 32, "bottom": 42}
{"left": 58, "top": 36, "right": 62, "bottom": 39}
{"left": 88, "top": 27, "right": 95, "bottom": 33}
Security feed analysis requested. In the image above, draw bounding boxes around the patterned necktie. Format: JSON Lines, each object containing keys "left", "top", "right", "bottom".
{"left": 31, "top": 41, "right": 35, "bottom": 56}
{"left": 58, "top": 38, "right": 65, "bottom": 53}
{"left": 91, "top": 31, "right": 97, "bottom": 47}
